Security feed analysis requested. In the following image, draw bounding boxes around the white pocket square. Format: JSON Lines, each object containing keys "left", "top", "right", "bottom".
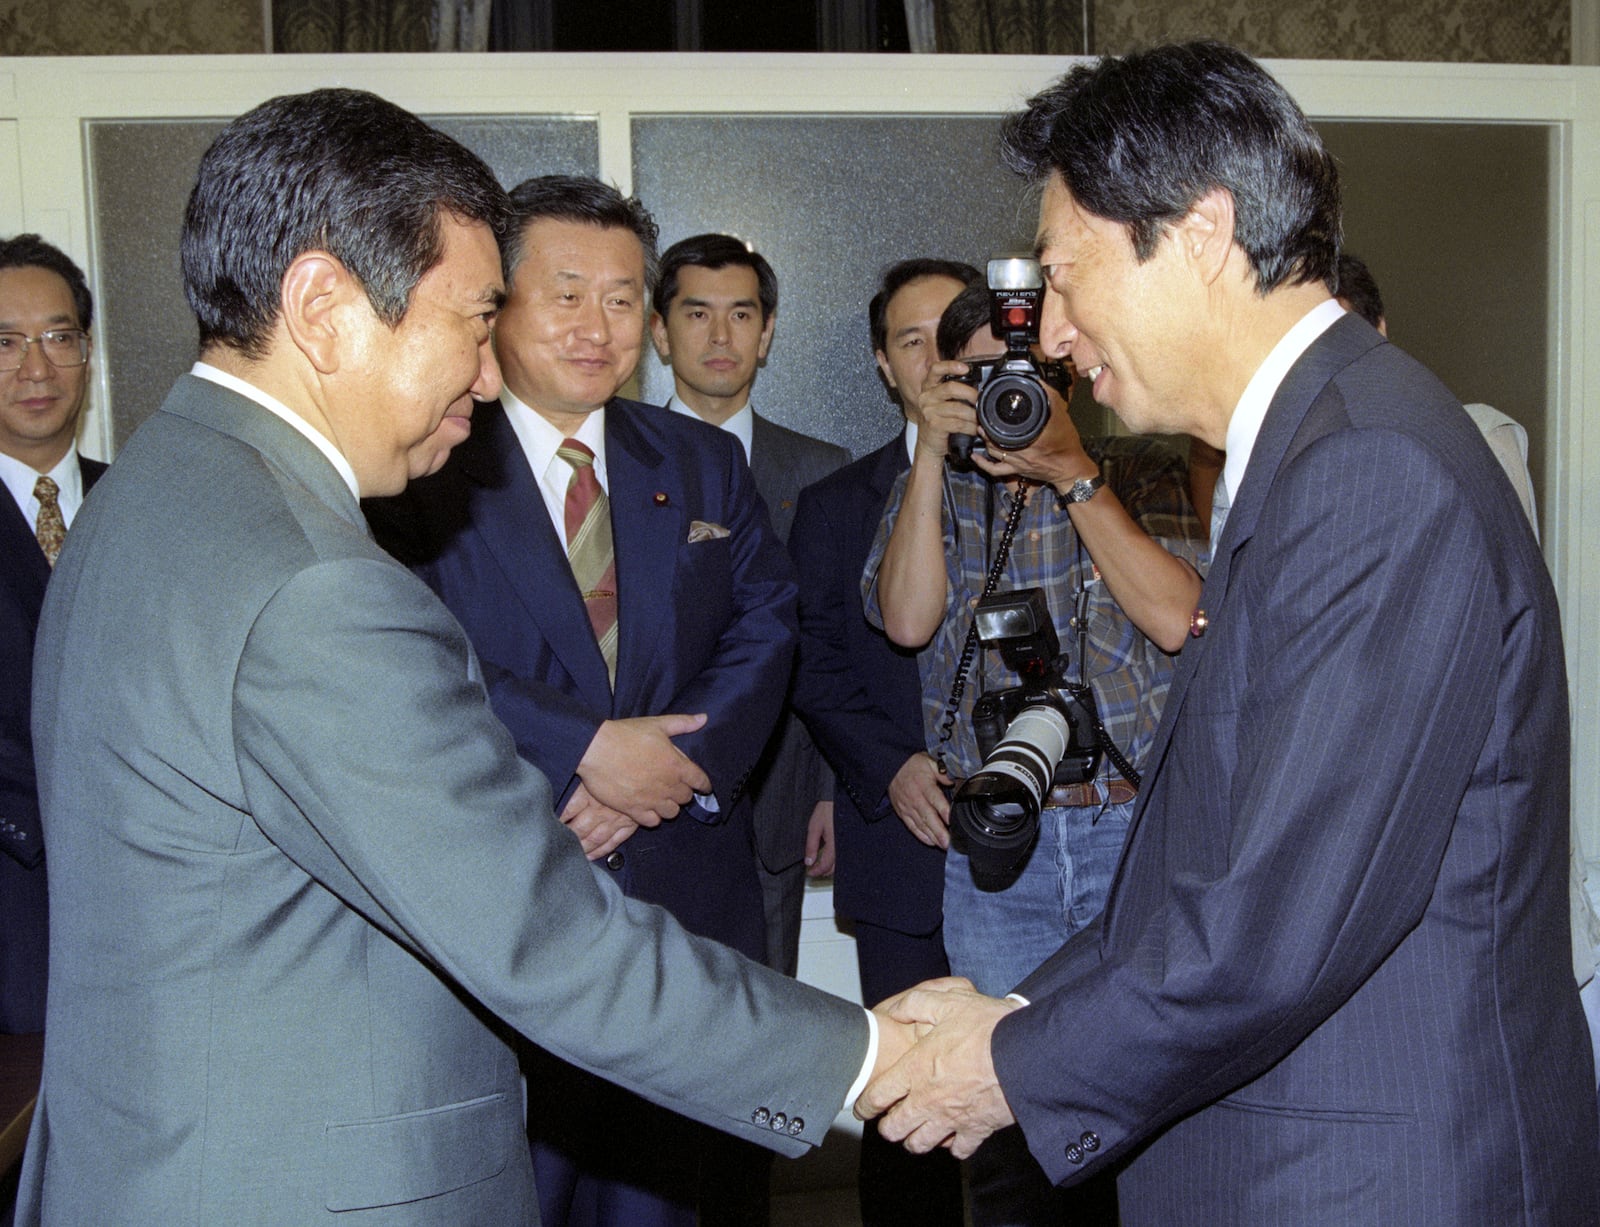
{"left": 687, "top": 520, "right": 730, "bottom": 543}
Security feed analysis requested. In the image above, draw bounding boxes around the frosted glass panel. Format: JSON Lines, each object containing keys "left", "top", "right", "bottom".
{"left": 633, "top": 115, "right": 1038, "bottom": 458}
{"left": 88, "top": 115, "right": 598, "bottom": 447}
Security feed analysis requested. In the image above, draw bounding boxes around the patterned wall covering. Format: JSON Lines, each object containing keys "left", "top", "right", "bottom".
{"left": 273, "top": 0, "right": 432, "bottom": 52}
{"left": 1092, "top": 0, "right": 1569, "bottom": 63}
{"left": 0, "top": 0, "right": 262, "bottom": 54}
{"left": 0, "top": 0, "right": 1575, "bottom": 60}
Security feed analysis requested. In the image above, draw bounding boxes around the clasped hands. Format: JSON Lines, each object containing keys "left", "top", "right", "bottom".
{"left": 564, "top": 713, "right": 711, "bottom": 859}
{"left": 856, "top": 976, "right": 1021, "bottom": 1159}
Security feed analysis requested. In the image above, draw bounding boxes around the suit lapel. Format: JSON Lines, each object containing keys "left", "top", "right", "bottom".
{"left": 0, "top": 484, "right": 49, "bottom": 620}
{"left": 458, "top": 405, "right": 614, "bottom": 712}
{"left": 867, "top": 432, "right": 909, "bottom": 502}
{"left": 1107, "top": 316, "right": 1384, "bottom": 909}
{"left": 605, "top": 404, "right": 680, "bottom": 715}
{"left": 749, "top": 414, "right": 779, "bottom": 499}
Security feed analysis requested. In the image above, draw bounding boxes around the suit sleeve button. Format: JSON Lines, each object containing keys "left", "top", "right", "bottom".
{"left": 1080, "top": 1131, "right": 1099, "bottom": 1152}
{"left": 788, "top": 1117, "right": 804, "bottom": 1136}
{"left": 770, "top": 1112, "right": 787, "bottom": 1132}
{"left": 752, "top": 1107, "right": 770, "bottom": 1125}
{"left": 1065, "top": 1144, "right": 1083, "bottom": 1164}
{"left": 605, "top": 850, "right": 625, "bottom": 871}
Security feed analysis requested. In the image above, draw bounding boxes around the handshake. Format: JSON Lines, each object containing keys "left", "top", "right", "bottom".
{"left": 854, "top": 977, "right": 1023, "bottom": 1159}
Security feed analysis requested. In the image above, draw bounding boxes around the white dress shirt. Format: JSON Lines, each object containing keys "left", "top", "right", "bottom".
{"left": 502, "top": 389, "right": 608, "bottom": 552}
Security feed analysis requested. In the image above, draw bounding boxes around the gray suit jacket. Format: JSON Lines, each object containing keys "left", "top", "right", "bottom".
{"left": 744, "top": 413, "right": 847, "bottom": 873}
{"left": 992, "top": 317, "right": 1599, "bottom": 1223}
{"left": 19, "top": 376, "right": 866, "bottom": 1226}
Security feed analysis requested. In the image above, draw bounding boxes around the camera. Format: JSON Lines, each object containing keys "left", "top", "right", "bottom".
{"left": 947, "top": 257, "right": 1072, "bottom": 466}
{"left": 950, "top": 588, "right": 1101, "bottom": 878}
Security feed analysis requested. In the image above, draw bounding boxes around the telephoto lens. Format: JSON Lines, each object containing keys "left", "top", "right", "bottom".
{"left": 951, "top": 704, "right": 1072, "bottom": 877}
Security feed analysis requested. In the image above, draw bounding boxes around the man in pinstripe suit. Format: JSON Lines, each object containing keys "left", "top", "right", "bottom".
{"left": 859, "top": 41, "right": 1599, "bottom": 1224}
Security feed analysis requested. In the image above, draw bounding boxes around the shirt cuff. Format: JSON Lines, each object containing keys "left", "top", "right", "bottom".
{"left": 844, "top": 1007, "right": 880, "bottom": 1112}
{"left": 1006, "top": 992, "right": 1030, "bottom": 1007}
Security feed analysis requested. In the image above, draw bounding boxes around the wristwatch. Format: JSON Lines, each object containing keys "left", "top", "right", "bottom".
{"left": 1059, "top": 473, "right": 1105, "bottom": 505}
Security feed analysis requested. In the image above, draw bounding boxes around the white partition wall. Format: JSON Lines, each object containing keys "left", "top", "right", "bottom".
{"left": 2, "top": 50, "right": 1598, "bottom": 952}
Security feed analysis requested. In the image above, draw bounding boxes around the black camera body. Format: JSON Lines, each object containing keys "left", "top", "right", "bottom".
{"left": 947, "top": 257, "right": 1064, "bottom": 466}
{"left": 950, "top": 588, "right": 1102, "bottom": 878}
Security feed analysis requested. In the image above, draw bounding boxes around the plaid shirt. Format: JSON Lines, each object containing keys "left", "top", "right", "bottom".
{"left": 862, "top": 436, "right": 1203, "bottom": 783}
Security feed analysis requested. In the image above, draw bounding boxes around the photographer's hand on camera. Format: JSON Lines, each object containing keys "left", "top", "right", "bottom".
{"left": 912, "top": 359, "right": 982, "bottom": 462}
{"left": 968, "top": 389, "right": 1097, "bottom": 492}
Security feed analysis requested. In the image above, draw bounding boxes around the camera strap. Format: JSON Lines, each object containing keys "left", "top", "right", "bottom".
{"left": 933, "top": 473, "right": 1032, "bottom": 776}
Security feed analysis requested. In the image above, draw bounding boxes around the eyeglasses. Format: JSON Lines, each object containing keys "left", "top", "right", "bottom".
{"left": 0, "top": 329, "right": 89, "bottom": 372}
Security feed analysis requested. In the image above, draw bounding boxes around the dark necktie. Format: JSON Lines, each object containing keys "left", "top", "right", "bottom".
{"left": 558, "top": 439, "right": 618, "bottom": 685}
{"left": 34, "top": 475, "right": 65, "bottom": 566}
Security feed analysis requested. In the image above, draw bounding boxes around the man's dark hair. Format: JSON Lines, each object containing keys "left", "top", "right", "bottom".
{"left": 1335, "top": 251, "right": 1385, "bottom": 329}
{"left": 869, "top": 258, "right": 983, "bottom": 354}
{"left": 503, "top": 175, "right": 660, "bottom": 297}
{"left": 0, "top": 233, "right": 94, "bottom": 332}
{"left": 182, "top": 88, "right": 509, "bottom": 360}
{"left": 654, "top": 233, "right": 776, "bottom": 321}
{"left": 936, "top": 283, "right": 995, "bottom": 361}
{"left": 999, "top": 41, "right": 1341, "bottom": 295}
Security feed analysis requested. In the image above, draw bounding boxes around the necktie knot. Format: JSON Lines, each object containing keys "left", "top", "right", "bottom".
{"left": 557, "top": 439, "right": 595, "bottom": 470}
{"left": 34, "top": 474, "right": 65, "bottom": 567}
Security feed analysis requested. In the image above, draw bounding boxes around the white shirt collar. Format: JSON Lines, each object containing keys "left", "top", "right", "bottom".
{"left": 1221, "top": 298, "right": 1346, "bottom": 506}
{"left": 0, "top": 446, "right": 84, "bottom": 531}
{"left": 904, "top": 420, "right": 919, "bottom": 463}
{"left": 667, "top": 393, "right": 753, "bottom": 462}
{"left": 191, "top": 362, "right": 360, "bottom": 499}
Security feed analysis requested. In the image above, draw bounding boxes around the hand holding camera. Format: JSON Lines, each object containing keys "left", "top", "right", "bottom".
{"left": 944, "top": 258, "right": 1075, "bottom": 467}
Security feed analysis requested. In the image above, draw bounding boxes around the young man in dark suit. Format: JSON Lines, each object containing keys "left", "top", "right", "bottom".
{"left": 650, "top": 232, "right": 848, "bottom": 979}
{"left": 0, "top": 234, "right": 104, "bottom": 1039}
{"left": 789, "top": 257, "right": 979, "bottom": 1227}
{"left": 859, "top": 42, "right": 1599, "bottom": 1223}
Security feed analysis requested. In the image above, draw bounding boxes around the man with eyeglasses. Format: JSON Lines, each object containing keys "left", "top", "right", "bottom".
{"left": 0, "top": 233, "right": 100, "bottom": 1042}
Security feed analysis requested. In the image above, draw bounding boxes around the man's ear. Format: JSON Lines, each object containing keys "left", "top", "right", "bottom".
{"left": 873, "top": 348, "right": 896, "bottom": 393}
{"left": 279, "top": 251, "right": 359, "bottom": 375}
{"left": 1179, "top": 187, "right": 1237, "bottom": 286}
{"left": 649, "top": 310, "right": 671, "bottom": 362}
{"left": 756, "top": 311, "right": 776, "bottom": 363}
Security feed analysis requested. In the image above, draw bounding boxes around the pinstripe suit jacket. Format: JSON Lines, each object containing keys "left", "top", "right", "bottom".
{"left": 992, "top": 315, "right": 1599, "bottom": 1223}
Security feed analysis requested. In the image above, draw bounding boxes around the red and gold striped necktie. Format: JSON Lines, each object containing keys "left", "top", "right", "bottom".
{"left": 557, "top": 439, "right": 618, "bottom": 685}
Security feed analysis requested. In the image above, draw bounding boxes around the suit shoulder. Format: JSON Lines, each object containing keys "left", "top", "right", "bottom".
{"left": 616, "top": 397, "right": 741, "bottom": 463}
{"left": 755, "top": 414, "right": 850, "bottom": 467}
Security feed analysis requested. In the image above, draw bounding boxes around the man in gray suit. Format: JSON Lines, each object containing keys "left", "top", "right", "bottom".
{"left": 859, "top": 42, "right": 1599, "bottom": 1223}
{"left": 650, "top": 232, "right": 849, "bottom": 977}
{"left": 18, "top": 88, "right": 901, "bottom": 1226}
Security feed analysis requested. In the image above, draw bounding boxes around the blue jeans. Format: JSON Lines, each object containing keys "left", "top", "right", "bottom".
{"left": 943, "top": 800, "right": 1132, "bottom": 997}
{"left": 944, "top": 801, "right": 1132, "bottom": 1227}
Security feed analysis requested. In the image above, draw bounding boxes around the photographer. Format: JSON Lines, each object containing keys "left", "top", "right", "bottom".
{"left": 862, "top": 280, "right": 1202, "bottom": 1226}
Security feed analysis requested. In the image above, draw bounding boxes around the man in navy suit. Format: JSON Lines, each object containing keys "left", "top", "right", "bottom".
{"left": 789, "top": 257, "right": 978, "bottom": 1227}
{"left": 860, "top": 42, "right": 1600, "bottom": 1223}
{"left": 649, "top": 232, "right": 848, "bottom": 980}
{"left": 0, "top": 234, "right": 103, "bottom": 1039}
{"left": 370, "top": 176, "right": 796, "bottom": 1227}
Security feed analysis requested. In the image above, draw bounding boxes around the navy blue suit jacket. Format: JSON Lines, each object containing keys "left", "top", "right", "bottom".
{"left": 790, "top": 432, "right": 944, "bottom": 936}
{"left": 1, "top": 454, "right": 104, "bottom": 1033}
{"left": 369, "top": 398, "right": 795, "bottom": 959}
{"left": 992, "top": 316, "right": 1599, "bottom": 1222}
